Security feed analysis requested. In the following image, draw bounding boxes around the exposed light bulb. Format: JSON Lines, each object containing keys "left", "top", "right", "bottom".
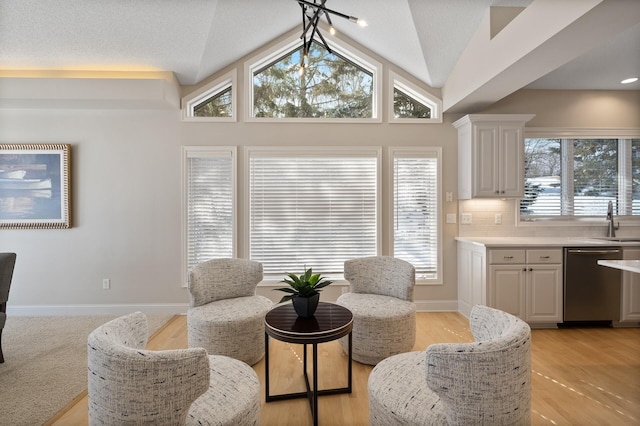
{"left": 357, "top": 19, "right": 368, "bottom": 27}
{"left": 621, "top": 77, "right": 638, "bottom": 84}
{"left": 298, "top": 64, "right": 305, "bottom": 76}
{"left": 329, "top": 25, "right": 336, "bottom": 35}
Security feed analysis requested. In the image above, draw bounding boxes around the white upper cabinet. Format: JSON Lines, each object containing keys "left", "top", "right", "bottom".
{"left": 453, "top": 114, "right": 535, "bottom": 199}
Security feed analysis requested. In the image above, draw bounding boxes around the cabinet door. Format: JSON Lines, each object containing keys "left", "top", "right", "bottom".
{"left": 526, "top": 264, "right": 562, "bottom": 322}
{"left": 621, "top": 248, "right": 640, "bottom": 322}
{"left": 489, "top": 265, "right": 525, "bottom": 319}
{"left": 498, "top": 123, "right": 524, "bottom": 197}
{"left": 473, "top": 123, "right": 500, "bottom": 197}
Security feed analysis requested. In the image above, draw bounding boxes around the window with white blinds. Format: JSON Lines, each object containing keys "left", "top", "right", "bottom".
{"left": 184, "top": 148, "right": 235, "bottom": 276}
{"left": 521, "top": 138, "right": 639, "bottom": 219}
{"left": 393, "top": 152, "right": 439, "bottom": 280}
{"left": 249, "top": 149, "right": 379, "bottom": 279}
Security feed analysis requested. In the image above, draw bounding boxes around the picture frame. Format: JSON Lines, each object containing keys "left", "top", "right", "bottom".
{"left": 0, "top": 144, "right": 71, "bottom": 229}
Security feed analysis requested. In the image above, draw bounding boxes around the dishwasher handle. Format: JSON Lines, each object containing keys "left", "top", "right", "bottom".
{"left": 566, "top": 248, "right": 621, "bottom": 255}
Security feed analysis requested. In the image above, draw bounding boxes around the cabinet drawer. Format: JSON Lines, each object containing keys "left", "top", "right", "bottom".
{"left": 489, "top": 249, "right": 525, "bottom": 264}
{"left": 526, "top": 249, "right": 562, "bottom": 264}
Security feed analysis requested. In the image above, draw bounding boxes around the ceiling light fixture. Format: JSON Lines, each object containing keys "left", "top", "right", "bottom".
{"left": 296, "top": 0, "right": 367, "bottom": 74}
{"left": 621, "top": 77, "right": 638, "bottom": 84}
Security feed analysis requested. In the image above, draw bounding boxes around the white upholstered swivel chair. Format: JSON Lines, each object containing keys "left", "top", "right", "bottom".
{"left": 368, "top": 304, "right": 532, "bottom": 425}
{"left": 87, "top": 312, "right": 260, "bottom": 426}
{"left": 187, "top": 258, "right": 273, "bottom": 366}
{"left": 336, "top": 256, "right": 416, "bottom": 365}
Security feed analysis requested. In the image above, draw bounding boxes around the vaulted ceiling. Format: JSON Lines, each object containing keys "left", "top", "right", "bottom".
{"left": 1, "top": 0, "right": 638, "bottom": 112}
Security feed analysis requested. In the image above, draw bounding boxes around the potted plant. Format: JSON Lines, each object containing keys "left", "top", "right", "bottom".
{"left": 275, "top": 267, "right": 333, "bottom": 318}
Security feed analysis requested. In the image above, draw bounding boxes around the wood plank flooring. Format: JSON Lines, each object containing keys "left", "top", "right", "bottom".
{"left": 47, "top": 312, "right": 640, "bottom": 425}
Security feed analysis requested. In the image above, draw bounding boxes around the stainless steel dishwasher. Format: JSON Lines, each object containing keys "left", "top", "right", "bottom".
{"left": 563, "top": 247, "right": 622, "bottom": 325}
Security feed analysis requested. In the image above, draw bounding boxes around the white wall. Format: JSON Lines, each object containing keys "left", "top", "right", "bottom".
{"left": 0, "top": 87, "right": 461, "bottom": 315}
{"left": 0, "top": 106, "right": 187, "bottom": 314}
{"left": 2, "top": 79, "right": 637, "bottom": 315}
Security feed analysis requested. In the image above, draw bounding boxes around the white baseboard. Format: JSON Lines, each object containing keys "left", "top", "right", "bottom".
{"left": 6, "top": 303, "right": 188, "bottom": 316}
{"left": 415, "top": 299, "right": 458, "bottom": 313}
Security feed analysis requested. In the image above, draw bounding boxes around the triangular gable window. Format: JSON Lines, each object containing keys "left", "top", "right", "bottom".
{"left": 394, "top": 88, "right": 431, "bottom": 119}
{"left": 389, "top": 71, "right": 442, "bottom": 123}
{"left": 193, "top": 86, "right": 232, "bottom": 118}
{"left": 182, "top": 70, "right": 236, "bottom": 122}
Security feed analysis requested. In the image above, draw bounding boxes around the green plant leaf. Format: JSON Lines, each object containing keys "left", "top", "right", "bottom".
{"left": 274, "top": 287, "right": 297, "bottom": 294}
{"left": 313, "top": 280, "right": 332, "bottom": 290}
{"left": 274, "top": 266, "right": 333, "bottom": 299}
{"left": 278, "top": 294, "right": 294, "bottom": 303}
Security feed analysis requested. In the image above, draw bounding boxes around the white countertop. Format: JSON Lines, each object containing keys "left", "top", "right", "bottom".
{"left": 455, "top": 236, "right": 640, "bottom": 248}
{"left": 597, "top": 260, "right": 640, "bottom": 273}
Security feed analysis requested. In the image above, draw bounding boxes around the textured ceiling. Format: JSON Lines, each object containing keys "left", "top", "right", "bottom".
{"left": 0, "top": 0, "right": 638, "bottom": 112}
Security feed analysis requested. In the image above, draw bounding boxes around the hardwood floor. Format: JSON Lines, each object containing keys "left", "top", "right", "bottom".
{"left": 47, "top": 312, "right": 640, "bottom": 426}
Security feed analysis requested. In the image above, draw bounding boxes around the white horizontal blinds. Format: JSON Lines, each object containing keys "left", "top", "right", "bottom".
{"left": 393, "top": 155, "right": 438, "bottom": 279}
{"left": 632, "top": 139, "right": 640, "bottom": 216}
{"left": 572, "top": 139, "right": 618, "bottom": 216}
{"left": 250, "top": 153, "right": 377, "bottom": 278}
{"left": 186, "top": 151, "right": 233, "bottom": 273}
{"left": 522, "top": 139, "right": 562, "bottom": 216}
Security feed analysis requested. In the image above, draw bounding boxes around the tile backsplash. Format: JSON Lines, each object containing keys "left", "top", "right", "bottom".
{"left": 458, "top": 199, "right": 639, "bottom": 239}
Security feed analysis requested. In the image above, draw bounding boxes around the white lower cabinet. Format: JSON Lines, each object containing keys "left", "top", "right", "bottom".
{"left": 458, "top": 242, "right": 562, "bottom": 325}
{"left": 489, "top": 265, "right": 525, "bottom": 319}
{"left": 489, "top": 249, "right": 562, "bottom": 323}
{"left": 526, "top": 264, "right": 563, "bottom": 322}
{"left": 621, "top": 248, "right": 640, "bottom": 322}
{"left": 457, "top": 242, "right": 486, "bottom": 318}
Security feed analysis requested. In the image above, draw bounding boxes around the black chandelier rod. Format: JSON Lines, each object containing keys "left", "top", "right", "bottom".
{"left": 296, "top": 0, "right": 358, "bottom": 23}
{"left": 299, "top": 0, "right": 333, "bottom": 54}
{"left": 299, "top": 0, "right": 323, "bottom": 40}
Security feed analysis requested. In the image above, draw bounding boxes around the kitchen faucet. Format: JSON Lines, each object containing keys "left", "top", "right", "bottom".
{"left": 606, "top": 200, "right": 618, "bottom": 238}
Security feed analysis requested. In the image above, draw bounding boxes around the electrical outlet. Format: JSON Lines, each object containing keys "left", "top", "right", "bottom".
{"left": 446, "top": 213, "right": 457, "bottom": 223}
{"left": 495, "top": 213, "right": 502, "bottom": 224}
{"left": 461, "top": 213, "right": 472, "bottom": 224}
{"left": 102, "top": 279, "right": 110, "bottom": 290}
{"left": 445, "top": 192, "right": 453, "bottom": 202}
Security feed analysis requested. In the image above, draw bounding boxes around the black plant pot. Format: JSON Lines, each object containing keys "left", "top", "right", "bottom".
{"left": 292, "top": 293, "right": 320, "bottom": 318}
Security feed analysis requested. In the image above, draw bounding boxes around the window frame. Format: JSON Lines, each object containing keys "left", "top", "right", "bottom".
{"left": 181, "top": 70, "right": 237, "bottom": 122}
{"left": 388, "top": 71, "right": 442, "bottom": 124}
{"left": 388, "top": 147, "right": 443, "bottom": 284}
{"left": 244, "top": 30, "right": 383, "bottom": 123}
{"left": 181, "top": 146, "right": 237, "bottom": 286}
{"left": 182, "top": 144, "right": 444, "bottom": 287}
{"left": 518, "top": 127, "right": 640, "bottom": 227}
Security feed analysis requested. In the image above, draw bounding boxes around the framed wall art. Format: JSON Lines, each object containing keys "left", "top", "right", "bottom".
{"left": 0, "top": 144, "right": 71, "bottom": 229}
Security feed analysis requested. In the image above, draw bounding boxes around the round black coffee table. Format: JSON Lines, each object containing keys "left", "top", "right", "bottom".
{"left": 264, "top": 302, "right": 353, "bottom": 426}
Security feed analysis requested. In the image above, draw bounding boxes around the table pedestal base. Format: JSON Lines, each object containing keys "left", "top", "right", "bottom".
{"left": 265, "top": 333, "right": 352, "bottom": 426}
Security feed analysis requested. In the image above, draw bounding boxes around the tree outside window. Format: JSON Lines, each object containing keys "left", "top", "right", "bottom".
{"left": 521, "top": 138, "right": 639, "bottom": 218}
{"left": 253, "top": 42, "right": 373, "bottom": 118}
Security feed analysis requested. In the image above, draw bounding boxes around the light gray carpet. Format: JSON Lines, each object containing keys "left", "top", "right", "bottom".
{"left": 0, "top": 314, "right": 173, "bottom": 426}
